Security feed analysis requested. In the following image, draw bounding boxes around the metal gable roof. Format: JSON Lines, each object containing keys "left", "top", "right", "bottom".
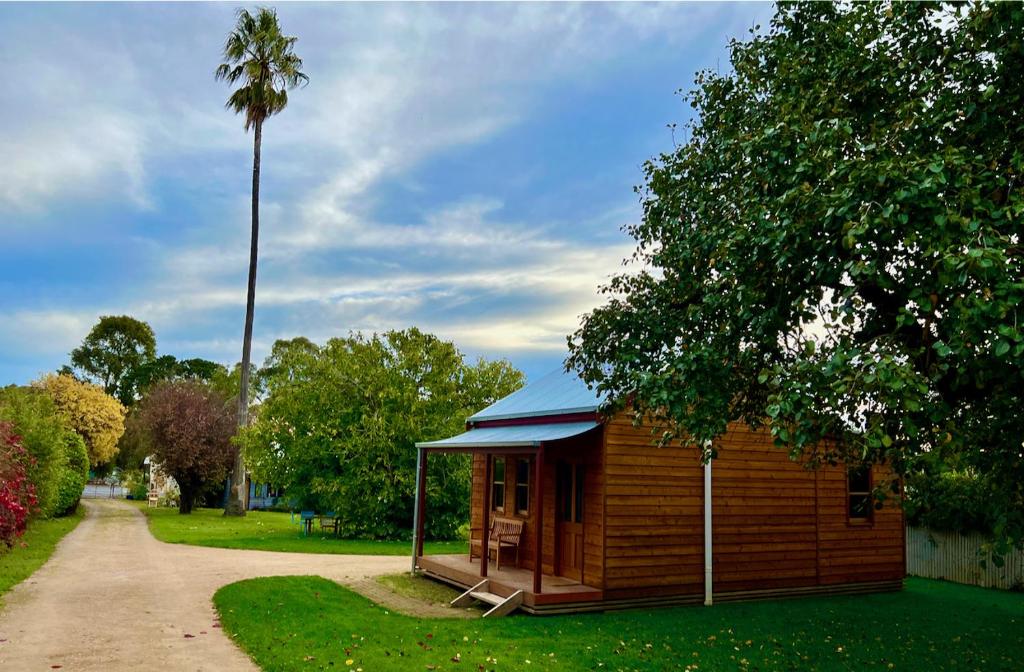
{"left": 467, "top": 369, "right": 606, "bottom": 423}
{"left": 415, "top": 421, "right": 600, "bottom": 449}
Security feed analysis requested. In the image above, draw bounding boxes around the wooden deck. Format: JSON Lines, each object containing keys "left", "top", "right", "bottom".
{"left": 417, "top": 554, "right": 603, "bottom": 613}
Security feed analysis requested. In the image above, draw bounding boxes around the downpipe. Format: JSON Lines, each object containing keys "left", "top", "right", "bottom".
{"left": 704, "top": 458, "right": 713, "bottom": 606}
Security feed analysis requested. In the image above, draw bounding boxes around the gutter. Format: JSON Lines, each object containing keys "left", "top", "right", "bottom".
{"left": 704, "top": 459, "right": 713, "bottom": 606}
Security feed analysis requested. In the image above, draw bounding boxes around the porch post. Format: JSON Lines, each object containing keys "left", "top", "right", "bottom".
{"left": 533, "top": 444, "right": 545, "bottom": 594}
{"left": 481, "top": 451, "right": 491, "bottom": 578}
{"left": 412, "top": 447, "right": 427, "bottom": 568}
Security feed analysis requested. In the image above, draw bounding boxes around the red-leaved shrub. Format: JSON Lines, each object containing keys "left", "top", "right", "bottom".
{"left": 0, "top": 421, "right": 37, "bottom": 547}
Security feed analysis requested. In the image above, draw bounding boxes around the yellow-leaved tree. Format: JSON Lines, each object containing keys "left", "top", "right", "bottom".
{"left": 36, "top": 373, "right": 126, "bottom": 467}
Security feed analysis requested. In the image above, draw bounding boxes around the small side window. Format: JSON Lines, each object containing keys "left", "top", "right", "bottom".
{"left": 848, "top": 465, "right": 873, "bottom": 522}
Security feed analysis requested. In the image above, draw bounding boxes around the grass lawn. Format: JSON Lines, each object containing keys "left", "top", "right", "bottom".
{"left": 215, "top": 576, "right": 1024, "bottom": 672}
{"left": 377, "top": 572, "right": 464, "bottom": 606}
{"left": 135, "top": 504, "right": 467, "bottom": 556}
{"left": 0, "top": 506, "right": 84, "bottom": 602}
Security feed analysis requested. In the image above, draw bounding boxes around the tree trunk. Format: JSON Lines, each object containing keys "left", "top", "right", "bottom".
{"left": 225, "top": 117, "right": 263, "bottom": 517}
{"left": 179, "top": 482, "right": 194, "bottom": 514}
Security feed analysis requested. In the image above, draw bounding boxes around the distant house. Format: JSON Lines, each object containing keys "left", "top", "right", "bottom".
{"left": 145, "top": 455, "right": 178, "bottom": 503}
{"left": 413, "top": 370, "right": 904, "bottom": 615}
{"left": 247, "top": 481, "right": 283, "bottom": 510}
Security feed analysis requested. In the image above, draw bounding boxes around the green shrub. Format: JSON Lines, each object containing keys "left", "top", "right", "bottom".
{"left": 238, "top": 329, "right": 524, "bottom": 540}
{"left": 119, "top": 468, "right": 150, "bottom": 501}
{"left": 53, "top": 431, "right": 89, "bottom": 517}
{"left": 0, "top": 386, "right": 68, "bottom": 517}
{"left": 906, "top": 470, "right": 995, "bottom": 535}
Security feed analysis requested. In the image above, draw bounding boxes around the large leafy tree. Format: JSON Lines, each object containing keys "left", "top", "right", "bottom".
{"left": 116, "top": 356, "right": 227, "bottom": 471}
{"left": 70, "top": 315, "right": 157, "bottom": 406}
{"left": 239, "top": 329, "right": 524, "bottom": 539}
{"left": 126, "top": 355, "right": 228, "bottom": 397}
{"left": 568, "top": 3, "right": 1024, "bottom": 550}
{"left": 135, "top": 381, "right": 237, "bottom": 514}
{"left": 36, "top": 374, "right": 126, "bottom": 467}
{"left": 216, "top": 7, "right": 307, "bottom": 516}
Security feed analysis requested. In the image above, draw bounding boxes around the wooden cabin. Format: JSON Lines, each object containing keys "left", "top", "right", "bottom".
{"left": 413, "top": 370, "right": 904, "bottom": 614}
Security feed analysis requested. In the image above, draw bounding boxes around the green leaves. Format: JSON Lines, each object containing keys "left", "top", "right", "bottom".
{"left": 69, "top": 315, "right": 158, "bottom": 406}
{"left": 238, "top": 329, "right": 524, "bottom": 540}
{"left": 216, "top": 8, "right": 308, "bottom": 130}
{"left": 569, "top": 2, "right": 1024, "bottom": 549}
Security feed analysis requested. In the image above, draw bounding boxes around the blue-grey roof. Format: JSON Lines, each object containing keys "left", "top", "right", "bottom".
{"left": 416, "top": 421, "right": 600, "bottom": 449}
{"left": 467, "top": 369, "right": 606, "bottom": 423}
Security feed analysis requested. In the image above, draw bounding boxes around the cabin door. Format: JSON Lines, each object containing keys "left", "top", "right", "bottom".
{"left": 556, "top": 461, "right": 585, "bottom": 582}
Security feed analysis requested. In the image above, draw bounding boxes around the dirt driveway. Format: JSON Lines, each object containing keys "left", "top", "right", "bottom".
{"left": 0, "top": 499, "right": 411, "bottom": 671}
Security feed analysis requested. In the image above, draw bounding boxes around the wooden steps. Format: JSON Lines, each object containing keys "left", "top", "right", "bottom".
{"left": 450, "top": 580, "right": 524, "bottom": 617}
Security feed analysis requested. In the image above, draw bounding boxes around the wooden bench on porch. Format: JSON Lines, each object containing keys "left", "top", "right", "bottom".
{"left": 469, "top": 517, "right": 524, "bottom": 569}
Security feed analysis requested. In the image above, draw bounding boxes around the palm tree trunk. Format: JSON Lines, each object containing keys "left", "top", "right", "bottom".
{"left": 226, "top": 117, "right": 262, "bottom": 517}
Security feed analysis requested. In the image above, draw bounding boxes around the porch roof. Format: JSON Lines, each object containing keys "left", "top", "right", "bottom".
{"left": 416, "top": 421, "right": 599, "bottom": 450}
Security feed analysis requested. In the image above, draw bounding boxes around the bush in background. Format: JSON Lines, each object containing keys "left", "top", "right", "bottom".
{"left": 36, "top": 374, "right": 126, "bottom": 468}
{"left": 0, "top": 386, "right": 67, "bottom": 517}
{"left": 0, "top": 422, "right": 38, "bottom": 547}
{"left": 53, "top": 431, "right": 89, "bottom": 516}
{"left": 122, "top": 469, "right": 150, "bottom": 501}
{"left": 906, "top": 470, "right": 998, "bottom": 536}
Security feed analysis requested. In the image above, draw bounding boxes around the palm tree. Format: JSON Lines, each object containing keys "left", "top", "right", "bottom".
{"left": 216, "top": 7, "right": 307, "bottom": 516}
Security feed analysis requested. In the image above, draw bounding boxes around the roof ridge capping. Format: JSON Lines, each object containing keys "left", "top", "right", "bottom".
{"left": 467, "top": 368, "right": 607, "bottom": 423}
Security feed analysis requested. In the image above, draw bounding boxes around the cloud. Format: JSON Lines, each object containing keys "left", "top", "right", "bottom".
{"left": 0, "top": 309, "right": 95, "bottom": 357}
{"left": 0, "top": 117, "right": 149, "bottom": 214}
{"left": 0, "top": 2, "right": 767, "bottom": 383}
{"left": 156, "top": 195, "right": 634, "bottom": 357}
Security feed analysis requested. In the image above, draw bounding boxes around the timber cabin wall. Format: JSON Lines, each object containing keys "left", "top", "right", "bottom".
{"left": 816, "top": 457, "right": 905, "bottom": 586}
{"left": 712, "top": 422, "right": 904, "bottom": 592}
{"left": 603, "top": 414, "right": 904, "bottom": 599}
{"left": 468, "top": 413, "right": 903, "bottom": 601}
{"left": 602, "top": 413, "right": 705, "bottom": 599}
{"left": 469, "top": 432, "right": 606, "bottom": 588}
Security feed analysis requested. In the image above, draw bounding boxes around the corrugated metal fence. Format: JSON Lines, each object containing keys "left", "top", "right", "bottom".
{"left": 906, "top": 526, "right": 1024, "bottom": 590}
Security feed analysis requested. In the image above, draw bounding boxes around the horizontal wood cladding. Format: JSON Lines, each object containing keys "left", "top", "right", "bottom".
{"left": 462, "top": 411, "right": 904, "bottom": 606}
{"left": 602, "top": 414, "right": 905, "bottom": 597}
{"left": 603, "top": 413, "right": 704, "bottom": 591}
{"left": 712, "top": 421, "right": 904, "bottom": 591}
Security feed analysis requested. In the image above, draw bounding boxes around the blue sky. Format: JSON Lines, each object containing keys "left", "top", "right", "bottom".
{"left": 0, "top": 2, "right": 771, "bottom": 385}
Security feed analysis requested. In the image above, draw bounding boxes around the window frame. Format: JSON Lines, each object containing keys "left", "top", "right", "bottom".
{"left": 491, "top": 456, "right": 506, "bottom": 513}
{"left": 847, "top": 464, "right": 874, "bottom": 524}
{"left": 514, "top": 458, "right": 531, "bottom": 515}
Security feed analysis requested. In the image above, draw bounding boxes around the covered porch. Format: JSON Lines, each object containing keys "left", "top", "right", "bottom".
{"left": 412, "top": 420, "right": 604, "bottom": 612}
{"left": 417, "top": 553, "right": 603, "bottom": 612}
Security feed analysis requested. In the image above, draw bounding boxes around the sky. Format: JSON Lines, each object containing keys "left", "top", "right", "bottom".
{"left": 0, "top": 2, "right": 772, "bottom": 385}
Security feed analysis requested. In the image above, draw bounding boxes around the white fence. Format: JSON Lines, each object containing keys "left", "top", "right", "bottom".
{"left": 906, "top": 526, "right": 1024, "bottom": 590}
